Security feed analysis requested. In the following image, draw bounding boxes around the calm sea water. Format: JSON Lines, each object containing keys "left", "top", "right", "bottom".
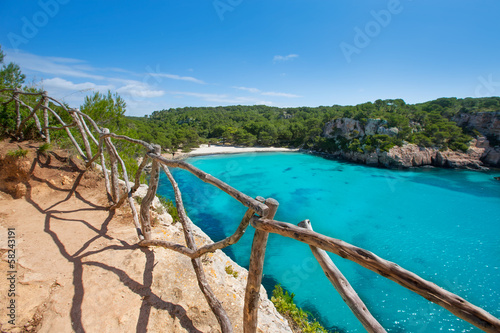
{"left": 157, "top": 152, "right": 500, "bottom": 332}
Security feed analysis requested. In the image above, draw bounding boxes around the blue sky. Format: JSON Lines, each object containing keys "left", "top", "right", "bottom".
{"left": 1, "top": 0, "right": 499, "bottom": 116}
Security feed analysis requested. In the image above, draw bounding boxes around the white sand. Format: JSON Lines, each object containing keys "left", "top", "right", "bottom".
{"left": 177, "top": 144, "right": 299, "bottom": 158}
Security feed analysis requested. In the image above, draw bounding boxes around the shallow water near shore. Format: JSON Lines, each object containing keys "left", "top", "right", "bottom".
{"left": 157, "top": 152, "right": 500, "bottom": 332}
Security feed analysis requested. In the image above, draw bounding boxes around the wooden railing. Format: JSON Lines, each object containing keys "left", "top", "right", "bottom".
{"left": 2, "top": 88, "right": 499, "bottom": 333}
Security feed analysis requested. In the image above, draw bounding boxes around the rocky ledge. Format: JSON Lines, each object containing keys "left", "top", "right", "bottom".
{"left": 310, "top": 139, "right": 500, "bottom": 170}
{"left": 319, "top": 116, "right": 500, "bottom": 169}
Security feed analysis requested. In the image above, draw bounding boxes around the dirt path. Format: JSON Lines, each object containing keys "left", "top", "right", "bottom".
{"left": 0, "top": 142, "right": 290, "bottom": 333}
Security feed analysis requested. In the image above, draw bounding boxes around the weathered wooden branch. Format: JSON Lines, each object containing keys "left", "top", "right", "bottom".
{"left": 70, "top": 109, "right": 92, "bottom": 162}
{"left": 42, "top": 93, "right": 50, "bottom": 143}
{"left": 139, "top": 207, "right": 255, "bottom": 259}
{"left": 149, "top": 153, "right": 268, "bottom": 217}
{"left": 47, "top": 96, "right": 71, "bottom": 112}
{"left": 251, "top": 217, "right": 500, "bottom": 333}
{"left": 100, "top": 147, "right": 112, "bottom": 198}
{"left": 43, "top": 105, "right": 86, "bottom": 159}
{"left": 102, "top": 132, "right": 153, "bottom": 151}
{"left": 106, "top": 136, "right": 143, "bottom": 240}
{"left": 103, "top": 130, "right": 121, "bottom": 204}
{"left": 32, "top": 111, "right": 45, "bottom": 138}
{"left": 298, "top": 219, "right": 386, "bottom": 333}
{"left": 78, "top": 112, "right": 99, "bottom": 146}
{"left": 192, "top": 207, "right": 255, "bottom": 258}
{"left": 14, "top": 94, "right": 44, "bottom": 138}
{"left": 139, "top": 145, "right": 161, "bottom": 240}
{"left": 138, "top": 239, "right": 194, "bottom": 257}
{"left": 132, "top": 153, "right": 150, "bottom": 193}
{"left": 244, "top": 198, "right": 279, "bottom": 333}
{"left": 14, "top": 89, "right": 21, "bottom": 132}
{"left": 160, "top": 163, "right": 233, "bottom": 333}
{"left": 42, "top": 123, "right": 76, "bottom": 130}
{"left": 0, "top": 96, "right": 14, "bottom": 105}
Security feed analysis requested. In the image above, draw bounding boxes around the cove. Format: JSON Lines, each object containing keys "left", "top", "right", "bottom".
{"left": 157, "top": 152, "right": 500, "bottom": 332}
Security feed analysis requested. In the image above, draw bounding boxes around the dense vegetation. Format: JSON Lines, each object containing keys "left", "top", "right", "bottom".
{"left": 127, "top": 97, "right": 499, "bottom": 154}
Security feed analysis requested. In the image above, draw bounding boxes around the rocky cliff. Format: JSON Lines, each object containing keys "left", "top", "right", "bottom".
{"left": 452, "top": 112, "right": 500, "bottom": 141}
{"left": 319, "top": 116, "right": 500, "bottom": 169}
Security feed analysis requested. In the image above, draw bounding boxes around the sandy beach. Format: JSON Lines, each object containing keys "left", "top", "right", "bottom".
{"left": 165, "top": 144, "right": 300, "bottom": 159}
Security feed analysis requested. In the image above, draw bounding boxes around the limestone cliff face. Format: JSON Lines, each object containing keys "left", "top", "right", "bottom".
{"left": 319, "top": 116, "right": 499, "bottom": 169}
{"left": 452, "top": 112, "right": 500, "bottom": 141}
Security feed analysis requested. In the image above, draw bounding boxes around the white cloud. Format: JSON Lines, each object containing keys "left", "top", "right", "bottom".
{"left": 169, "top": 91, "right": 272, "bottom": 105}
{"left": 42, "top": 77, "right": 113, "bottom": 92}
{"left": 150, "top": 73, "right": 205, "bottom": 84}
{"left": 117, "top": 83, "right": 165, "bottom": 98}
{"left": 5, "top": 50, "right": 105, "bottom": 80}
{"left": 233, "top": 86, "right": 261, "bottom": 93}
{"left": 273, "top": 54, "right": 299, "bottom": 62}
{"left": 261, "top": 91, "right": 301, "bottom": 98}
{"left": 233, "top": 86, "right": 301, "bottom": 98}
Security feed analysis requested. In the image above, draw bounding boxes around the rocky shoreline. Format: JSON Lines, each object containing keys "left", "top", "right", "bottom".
{"left": 306, "top": 139, "right": 500, "bottom": 170}
{"left": 317, "top": 115, "right": 500, "bottom": 170}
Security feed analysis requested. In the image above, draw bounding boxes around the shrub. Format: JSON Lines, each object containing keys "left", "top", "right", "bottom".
{"left": 38, "top": 142, "right": 51, "bottom": 155}
{"left": 271, "top": 285, "right": 331, "bottom": 333}
{"left": 7, "top": 148, "right": 28, "bottom": 158}
{"left": 157, "top": 194, "right": 180, "bottom": 223}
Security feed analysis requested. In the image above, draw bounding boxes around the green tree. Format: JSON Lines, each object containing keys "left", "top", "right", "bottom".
{"left": 80, "top": 91, "right": 126, "bottom": 129}
{"left": 0, "top": 45, "right": 26, "bottom": 89}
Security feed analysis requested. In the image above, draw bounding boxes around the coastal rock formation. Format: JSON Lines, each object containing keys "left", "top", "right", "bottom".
{"left": 452, "top": 112, "right": 500, "bottom": 141}
{"left": 319, "top": 115, "right": 500, "bottom": 169}
{"left": 325, "top": 141, "right": 489, "bottom": 169}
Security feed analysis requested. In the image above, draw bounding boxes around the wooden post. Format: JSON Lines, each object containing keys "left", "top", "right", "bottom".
{"left": 298, "top": 219, "right": 386, "bottom": 333}
{"left": 42, "top": 92, "right": 50, "bottom": 143}
{"left": 139, "top": 145, "right": 161, "bottom": 240}
{"left": 14, "top": 88, "right": 21, "bottom": 134}
{"left": 100, "top": 148, "right": 112, "bottom": 199}
{"left": 103, "top": 129, "right": 120, "bottom": 204}
{"left": 243, "top": 197, "right": 279, "bottom": 333}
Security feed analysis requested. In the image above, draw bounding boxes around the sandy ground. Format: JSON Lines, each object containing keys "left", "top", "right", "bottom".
{"left": 164, "top": 145, "right": 300, "bottom": 159}
{"left": 0, "top": 141, "right": 291, "bottom": 333}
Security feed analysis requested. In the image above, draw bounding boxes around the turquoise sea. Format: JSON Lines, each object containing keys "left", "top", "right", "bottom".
{"left": 157, "top": 152, "right": 500, "bottom": 332}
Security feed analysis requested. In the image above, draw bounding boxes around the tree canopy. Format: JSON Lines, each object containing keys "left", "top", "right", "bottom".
{"left": 0, "top": 46, "right": 25, "bottom": 89}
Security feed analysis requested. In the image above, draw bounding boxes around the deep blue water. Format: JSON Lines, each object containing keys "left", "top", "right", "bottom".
{"left": 157, "top": 152, "right": 500, "bottom": 332}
